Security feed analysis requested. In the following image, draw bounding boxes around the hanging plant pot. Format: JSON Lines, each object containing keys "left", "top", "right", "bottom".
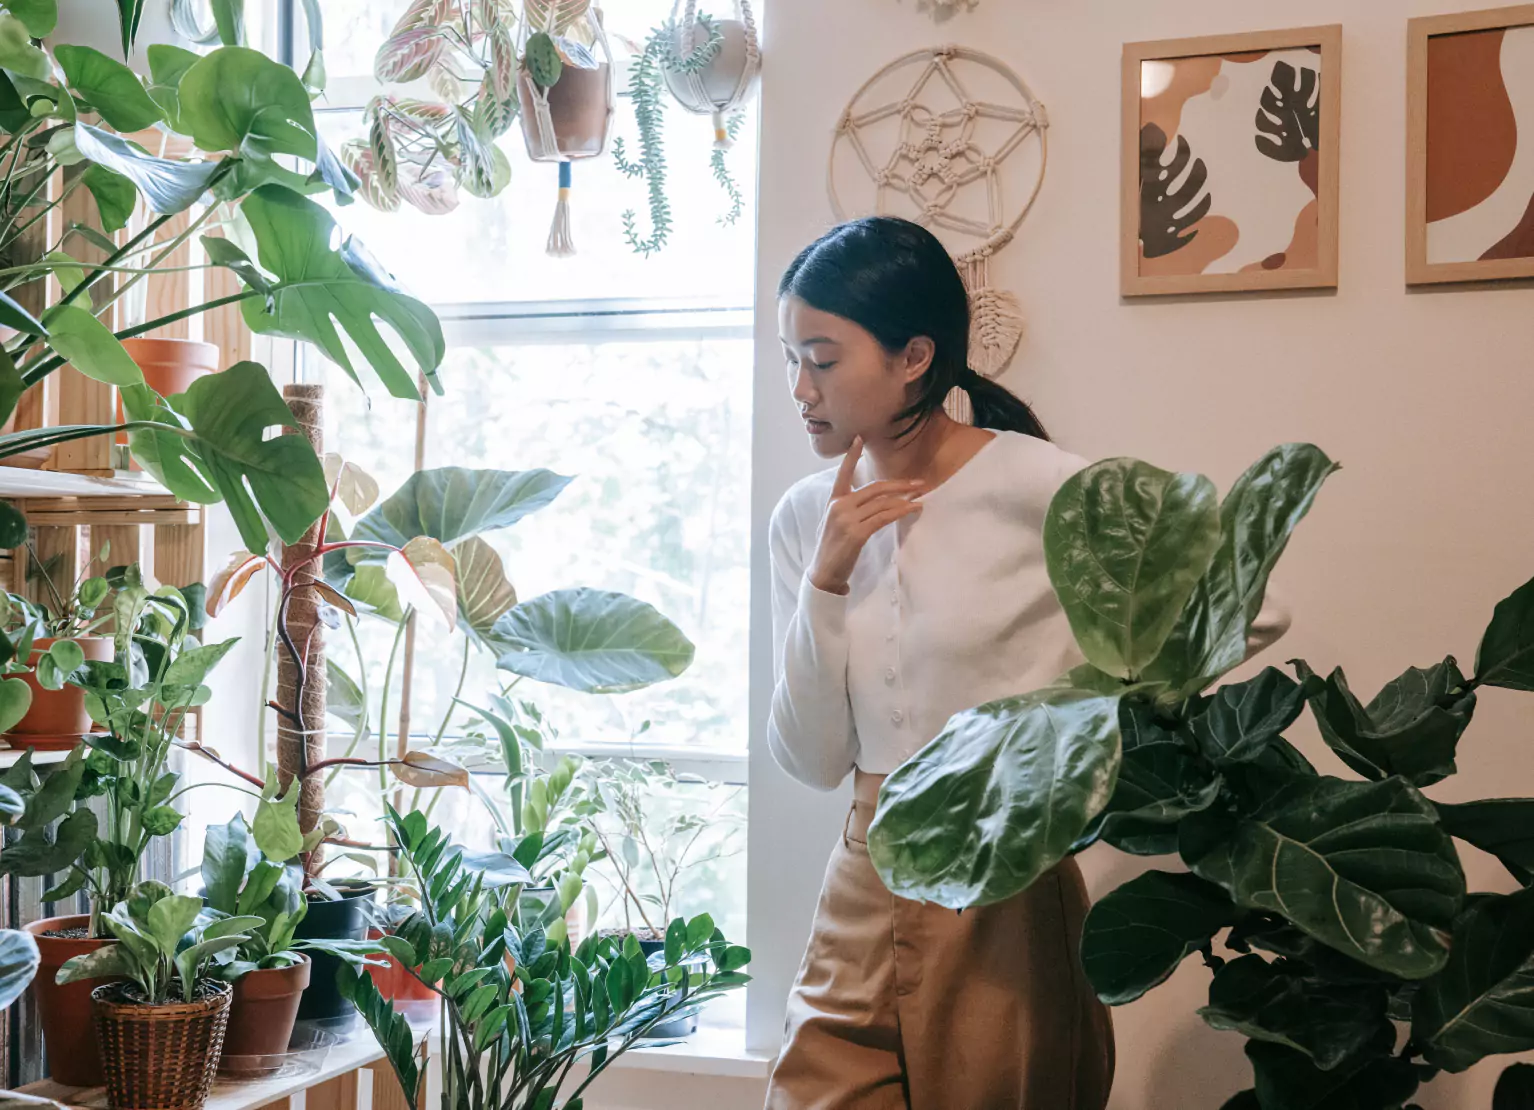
{"left": 659, "top": 3, "right": 761, "bottom": 148}
{"left": 93, "top": 980, "right": 232, "bottom": 1110}
{"left": 25, "top": 914, "right": 115, "bottom": 1087}
{"left": 517, "top": 57, "right": 614, "bottom": 163}
{"left": 219, "top": 956, "right": 311, "bottom": 1077}
{"left": 116, "top": 339, "right": 219, "bottom": 454}
{"left": 6, "top": 636, "right": 114, "bottom": 751}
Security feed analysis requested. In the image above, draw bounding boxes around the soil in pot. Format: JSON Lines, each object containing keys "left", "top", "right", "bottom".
{"left": 26, "top": 914, "right": 115, "bottom": 1086}
{"left": 94, "top": 980, "right": 231, "bottom": 1110}
{"left": 6, "top": 636, "right": 114, "bottom": 749}
{"left": 219, "top": 956, "right": 311, "bottom": 1077}
{"left": 293, "top": 885, "right": 375, "bottom": 1024}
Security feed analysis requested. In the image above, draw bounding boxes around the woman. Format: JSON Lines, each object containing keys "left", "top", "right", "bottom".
{"left": 764, "top": 218, "right": 1288, "bottom": 1110}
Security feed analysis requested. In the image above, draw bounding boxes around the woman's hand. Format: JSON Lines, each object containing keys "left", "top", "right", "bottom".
{"left": 808, "top": 437, "right": 925, "bottom": 596}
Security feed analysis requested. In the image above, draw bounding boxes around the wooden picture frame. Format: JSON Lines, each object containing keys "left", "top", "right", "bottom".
{"left": 1120, "top": 25, "right": 1342, "bottom": 297}
{"left": 1407, "top": 5, "right": 1534, "bottom": 285}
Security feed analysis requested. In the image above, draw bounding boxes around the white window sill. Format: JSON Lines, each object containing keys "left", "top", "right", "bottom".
{"left": 602, "top": 1023, "right": 772, "bottom": 1080}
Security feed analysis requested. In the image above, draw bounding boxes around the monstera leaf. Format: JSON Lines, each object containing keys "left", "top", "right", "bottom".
{"left": 232, "top": 185, "right": 444, "bottom": 400}
{"left": 1145, "top": 444, "right": 1337, "bottom": 696}
{"left": 1295, "top": 658, "right": 1474, "bottom": 788}
{"left": 1045, "top": 457, "right": 1221, "bottom": 679}
{"left": 1414, "top": 886, "right": 1534, "bottom": 1072}
{"left": 868, "top": 689, "right": 1122, "bottom": 909}
{"left": 1139, "top": 123, "right": 1211, "bottom": 259}
{"left": 74, "top": 123, "right": 222, "bottom": 215}
{"left": 176, "top": 46, "right": 317, "bottom": 162}
{"left": 350, "top": 468, "right": 572, "bottom": 558}
{"left": 489, "top": 588, "right": 694, "bottom": 694}
{"left": 1255, "top": 60, "right": 1320, "bottom": 163}
{"left": 1179, "top": 775, "right": 1463, "bottom": 980}
{"left": 1080, "top": 869, "right": 1235, "bottom": 1005}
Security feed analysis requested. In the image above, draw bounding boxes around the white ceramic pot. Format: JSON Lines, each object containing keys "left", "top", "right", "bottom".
{"left": 661, "top": 18, "right": 759, "bottom": 115}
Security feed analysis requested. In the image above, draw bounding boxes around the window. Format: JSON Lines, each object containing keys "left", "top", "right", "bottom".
{"left": 286, "top": 1, "right": 757, "bottom": 965}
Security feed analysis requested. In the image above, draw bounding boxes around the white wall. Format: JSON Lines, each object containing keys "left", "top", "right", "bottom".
{"left": 741, "top": 2, "right": 1534, "bottom": 1109}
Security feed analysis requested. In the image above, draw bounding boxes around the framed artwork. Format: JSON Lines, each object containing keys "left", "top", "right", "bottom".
{"left": 1407, "top": 5, "right": 1534, "bottom": 285}
{"left": 1120, "top": 26, "right": 1342, "bottom": 297}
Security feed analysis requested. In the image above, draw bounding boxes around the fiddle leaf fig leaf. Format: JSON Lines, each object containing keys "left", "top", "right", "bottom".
{"left": 1044, "top": 458, "right": 1220, "bottom": 679}
{"left": 1080, "top": 869, "right": 1235, "bottom": 1004}
{"left": 868, "top": 689, "right": 1121, "bottom": 909}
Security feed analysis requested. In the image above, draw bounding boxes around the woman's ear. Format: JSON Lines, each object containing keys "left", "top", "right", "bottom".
{"left": 901, "top": 336, "right": 936, "bottom": 384}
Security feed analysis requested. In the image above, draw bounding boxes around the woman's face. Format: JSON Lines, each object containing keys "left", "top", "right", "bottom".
{"left": 778, "top": 295, "right": 931, "bottom": 459}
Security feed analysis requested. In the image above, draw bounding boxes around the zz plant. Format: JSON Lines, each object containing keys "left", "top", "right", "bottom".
{"left": 869, "top": 442, "right": 1534, "bottom": 1109}
{"left": 342, "top": 806, "right": 751, "bottom": 1110}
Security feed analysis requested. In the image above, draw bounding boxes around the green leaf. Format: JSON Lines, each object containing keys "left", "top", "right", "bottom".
{"left": 1476, "top": 574, "right": 1534, "bottom": 690}
{"left": 56, "top": 942, "right": 130, "bottom": 985}
{"left": 82, "top": 164, "right": 137, "bottom": 234}
{"left": 1044, "top": 457, "right": 1221, "bottom": 679}
{"left": 1246, "top": 1032, "right": 1418, "bottom": 1110}
{"left": 146, "top": 893, "right": 202, "bottom": 955}
{"left": 74, "top": 124, "right": 221, "bottom": 216}
{"left": 1080, "top": 869, "right": 1235, "bottom": 1005}
{"left": 1199, "top": 954, "right": 1390, "bottom": 1071}
{"left": 176, "top": 46, "right": 315, "bottom": 161}
{"left": 253, "top": 783, "right": 303, "bottom": 861}
{"left": 351, "top": 468, "right": 572, "bottom": 557}
{"left": 161, "top": 361, "right": 330, "bottom": 550}
{"left": 1414, "top": 887, "right": 1534, "bottom": 1072}
{"left": 326, "top": 661, "right": 369, "bottom": 737}
{"left": 55, "top": 45, "right": 163, "bottom": 132}
{"left": 41, "top": 864, "right": 88, "bottom": 902}
{"left": 44, "top": 304, "right": 144, "bottom": 387}
{"left": 868, "top": 689, "right": 1121, "bottom": 909}
{"left": 337, "top": 964, "right": 420, "bottom": 1110}
{"left": 340, "top": 563, "right": 404, "bottom": 622}
{"left": 453, "top": 536, "right": 517, "bottom": 643}
{"left": 145, "top": 43, "right": 198, "bottom": 131}
{"left": 0, "top": 675, "right": 30, "bottom": 733}
{"left": 1074, "top": 700, "right": 1219, "bottom": 857}
{"left": 1180, "top": 775, "right": 1463, "bottom": 979}
{"left": 0, "top": 805, "right": 96, "bottom": 877}
{"left": 1495, "top": 1064, "right": 1534, "bottom": 1110}
{"left": 47, "top": 639, "right": 83, "bottom": 675}
{"left": 5, "top": 0, "right": 56, "bottom": 37}
{"left": 1188, "top": 667, "right": 1305, "bottom": 764}
{"left": 0, "top": 928, "right": 39, "bottom": 1008}
{"left": 1435, "top": 798, "right": 1534, "bottom": 885}
{"left": 1296, "top": 659, "right": 1474, "bottom": 788}
{"left": 236, "top": 185, "right": 443, "bottom": 400}
{"left": 202, "top": 813, "right": 256, "bottom": 914}
{"left": 114, "top": 0, "right": 145, "bottom": 57}
{"left": 1145, "top": 444, "right": 1337, "bottom": 694}
{"left": 163, "top": 636, "right": 237, "bottom": 687}
{"left": 490, "top": 588, "right": 695, "bottom": 694}
{"left": 141, "top": 805, "right": 182, "bottom": 836}
{"left": 0, "top": 13, "right": 49, "bottom": 79}
{"left": 0, "top": 290, "right": 44, "bottom": 337}
{"left": 17, "top": 751, "right": 86, "bottom": 830}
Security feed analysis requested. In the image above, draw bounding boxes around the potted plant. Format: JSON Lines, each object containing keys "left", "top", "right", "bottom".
{"left": 581, "top": 753, "right": 744, "bottom": 1036}
{"left": 56, "top": 884, "right": 259, "bottom": 1110}
{"left": 866, "top": 441, "right": 1534, "bottom": 1108}
{"left": 1, "top": 556, "right": 116, "bottom": 749}
{"left": 341, "top": 806, "right": 752, "bottom": 1110}
{"left": 3, "top": 581, "right": 235, "bottom": 1085}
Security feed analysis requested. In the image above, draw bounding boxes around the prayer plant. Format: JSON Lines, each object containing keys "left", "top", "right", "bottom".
{"left": 869, "top": 442, "right": 1534, "bottom": 1109}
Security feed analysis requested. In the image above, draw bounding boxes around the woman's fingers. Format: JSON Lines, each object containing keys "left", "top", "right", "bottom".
{"left": 831, "top": 436, "right": 864, "bottom": 498}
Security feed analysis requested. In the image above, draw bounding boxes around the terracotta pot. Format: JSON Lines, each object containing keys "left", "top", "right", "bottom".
{"left": 116, "top": 339, "right": 219, "bottom": 452}
{"left": 219, "top": 956, "right": 311, "bottom": 1077}
{"left": 6, "top": 636, "right": 114, "bottom": 749}
{"left": 94, "top": 980, "right": 231, "bottom": 1110}
{"left": 25, "top": 914, "right": 115, "bottom": 1087}
{"left": 364, "top": 929, "right": 436, "bottom": 1002}
{"left": 518, "top": 63, "right": 614, "bottom": 162}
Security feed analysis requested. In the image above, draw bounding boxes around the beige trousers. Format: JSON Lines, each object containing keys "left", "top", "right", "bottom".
{"left": 765, "top": 771, "right": 1115, "bottom": 1110}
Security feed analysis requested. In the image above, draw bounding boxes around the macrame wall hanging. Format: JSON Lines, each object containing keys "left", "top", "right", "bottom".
{"left": 829, "top": 45, "right": 1048, "bottom": 422}
{"left": 918, "top": 0, "right": 979, "bottom": 20}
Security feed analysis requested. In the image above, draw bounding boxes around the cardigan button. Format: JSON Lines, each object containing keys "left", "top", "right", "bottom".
{"left": 884, "top": 667, "right": 896, "bottom": 683}
{"left": 890, "top": 709, "right": 904, "bottom": 725}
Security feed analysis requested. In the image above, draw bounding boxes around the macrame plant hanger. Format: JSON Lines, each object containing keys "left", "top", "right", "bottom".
{"left": 829, "top": 45, "right": 1049, "bottom": 423}
{"left": 667, "top": 0, "right": 761, "bottom": 148}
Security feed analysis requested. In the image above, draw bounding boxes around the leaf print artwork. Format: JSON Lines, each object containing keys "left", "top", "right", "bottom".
{"left": 1255, "top": 60, "right": 1320, "bottom": 163}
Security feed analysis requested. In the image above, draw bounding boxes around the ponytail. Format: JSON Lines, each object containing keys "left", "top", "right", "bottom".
{"left": 963, "top": 368, "right": 1050, "bottom": 440}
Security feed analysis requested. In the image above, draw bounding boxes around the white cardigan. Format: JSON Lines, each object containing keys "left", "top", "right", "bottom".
{"left": 766, "top": 431, "right": 1289, "bottom": 791}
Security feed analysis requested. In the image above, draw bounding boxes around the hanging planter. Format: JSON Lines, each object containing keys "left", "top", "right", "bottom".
{"left": 614, "top": 1, "right": 759, "bottom": 255}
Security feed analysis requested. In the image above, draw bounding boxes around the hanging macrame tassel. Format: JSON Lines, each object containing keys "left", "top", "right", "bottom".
{"left": 546, "top": 161, "right": 575, "bottom": 258}
{"left": 711, "top": 109, "right": 732, "bottom": 151}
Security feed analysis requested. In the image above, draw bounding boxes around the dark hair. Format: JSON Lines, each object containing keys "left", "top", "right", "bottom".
{"left": 778, "top": 217, "right": 1048, "bottom": 440}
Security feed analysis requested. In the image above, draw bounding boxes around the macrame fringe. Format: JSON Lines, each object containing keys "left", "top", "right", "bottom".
{"left": 547, "top": 161, "right": 576, "bottom": 258}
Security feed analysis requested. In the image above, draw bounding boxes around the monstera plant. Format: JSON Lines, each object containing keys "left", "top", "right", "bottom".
{"left": 870, "top": 442, "right": 1534, "bottom": 1109}
{"left": 0, "top": 1, "right": 443, "bottom": 550}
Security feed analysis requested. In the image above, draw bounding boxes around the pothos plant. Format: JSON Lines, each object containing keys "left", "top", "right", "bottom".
{"left": 340, "top": 805, "right": 752, "bottom": 1110}
{"left": 613, "top": 15, "right": 743, "bottom": 256}
{"left": 0, "top": 579, "right": 233, "bottom": 933}
{"left": 0, "top": 0, "right": 443, "bottom": 550}
{"left": 868, "top": 442, "right": 1534, "bottom": 1109}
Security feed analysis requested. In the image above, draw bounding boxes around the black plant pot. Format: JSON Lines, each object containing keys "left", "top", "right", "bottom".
{"left": 294, "top": 884, "right": 375, "bottom": 1024}
{"left": 636, "top": 937, "right": 700, "bottom": 1040}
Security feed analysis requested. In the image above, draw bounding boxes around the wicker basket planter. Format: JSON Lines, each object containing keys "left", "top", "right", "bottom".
{"left": 92, "top": 980, "right": 232, "bottom": 1110}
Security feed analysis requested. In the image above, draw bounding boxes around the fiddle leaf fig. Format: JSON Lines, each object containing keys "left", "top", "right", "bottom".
{"left": 1435, "top": 798, "right": 1534, "bottom": 885}
{"left": 868, "top": 689, "right": 1121, "bottom": 909}
{"left": 1044, "top": 458, "right": 1221, "bottom": 679}
{"left": 1080, "top": 869, "right": 1235, "bottom": 1004}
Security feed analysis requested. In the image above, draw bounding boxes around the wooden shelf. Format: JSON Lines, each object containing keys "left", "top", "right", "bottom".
{"left": 0, "top": 468, "right": 172, "bottom": 500}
